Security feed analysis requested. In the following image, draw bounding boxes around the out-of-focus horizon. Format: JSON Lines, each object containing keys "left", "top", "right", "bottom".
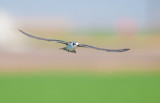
{"left": 0, "top": 0, "right": 160, "bottom": 71}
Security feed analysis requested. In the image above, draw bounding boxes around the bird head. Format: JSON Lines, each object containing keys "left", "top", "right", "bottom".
{"left": 71, "top": 42, "right": 79, "bottom": 47}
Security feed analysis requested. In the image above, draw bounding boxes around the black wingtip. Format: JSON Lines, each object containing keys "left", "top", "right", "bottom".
{"left": 122, "top": 48, "right": 130, "bottom": 52}
{"left": 18, "top": 29, "right": 23, "bottom": 32}
{"left": 18, "top": 29, "right": 23, "bottom": 33}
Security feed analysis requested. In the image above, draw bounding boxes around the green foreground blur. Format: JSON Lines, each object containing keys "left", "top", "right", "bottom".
{"left": 0, "top": 71, "right": 160, "bottom": 103}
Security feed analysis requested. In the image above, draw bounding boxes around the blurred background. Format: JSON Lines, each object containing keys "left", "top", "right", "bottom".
{"left": 0, "top": 0, "right": 160, "bottom": 103}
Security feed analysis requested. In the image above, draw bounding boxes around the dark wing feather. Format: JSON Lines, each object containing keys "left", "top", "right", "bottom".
{"left": 78, "top": 44, "right": 130, "bottom": 52}
{"left": 19, "top": 30, "right": 68, "bottom": 44}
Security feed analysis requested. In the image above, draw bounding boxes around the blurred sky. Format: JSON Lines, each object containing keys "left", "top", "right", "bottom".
{"left": 0, "top": 0, "right": 147, "bottom": 28}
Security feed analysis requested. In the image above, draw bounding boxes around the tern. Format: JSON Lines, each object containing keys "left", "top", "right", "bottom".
{"left": 19, "top": 30, "right": 130, "bottom": 53}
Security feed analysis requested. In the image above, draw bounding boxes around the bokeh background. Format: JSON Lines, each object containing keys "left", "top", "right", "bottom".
{"left": 0, "top": 0, "right": 160, "bottom": 103}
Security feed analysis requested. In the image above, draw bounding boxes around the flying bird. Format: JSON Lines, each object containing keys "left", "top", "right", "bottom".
{"left": 19, "top": 30, "right": 130, "bottom": 53}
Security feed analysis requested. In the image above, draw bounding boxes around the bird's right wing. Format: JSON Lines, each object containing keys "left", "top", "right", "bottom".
{"left": 19, "top": 30, "right": 68, "bottom": 44}
{"left": 78, "top": 44, "right": 130, "bottom": 52}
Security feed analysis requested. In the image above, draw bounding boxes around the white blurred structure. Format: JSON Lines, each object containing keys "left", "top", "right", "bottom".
{"left": 0, "top": 10, "right": 27, "bottom": 53}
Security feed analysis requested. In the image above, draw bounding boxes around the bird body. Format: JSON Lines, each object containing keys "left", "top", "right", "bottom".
{"left": 19, "top": 30, "right": 130, "bottom": 53}
{"left": 60, "top": 42, "right": 78, "bottom": 53}
{"left": 66, "top": 42, "right": 78, "bottom": 51}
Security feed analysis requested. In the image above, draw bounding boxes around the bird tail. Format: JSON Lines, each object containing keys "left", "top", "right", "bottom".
{"left": 59, "top": 47, "right": 76, "bottom": 53}
{"left": 59, "top": 47, "right": 67, "bottom": 51}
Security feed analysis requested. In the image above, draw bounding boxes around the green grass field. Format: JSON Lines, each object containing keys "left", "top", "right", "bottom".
{"left": 0, "top": 71, "right": 160, "bottom": 103}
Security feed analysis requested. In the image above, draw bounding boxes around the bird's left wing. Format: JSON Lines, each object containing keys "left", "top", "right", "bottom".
{"left": 19, "top": 30, "right": 68, "bottom": 44}
{"left": 78, "top": 44, "right": 130, "bottom": 52}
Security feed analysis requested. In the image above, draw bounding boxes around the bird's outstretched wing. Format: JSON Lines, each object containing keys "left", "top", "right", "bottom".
{"left": 19, "top": 30, "right": 68, "bottom": 44}
{"left": 78, "top": 44, "right": 130, "bottom": 52}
